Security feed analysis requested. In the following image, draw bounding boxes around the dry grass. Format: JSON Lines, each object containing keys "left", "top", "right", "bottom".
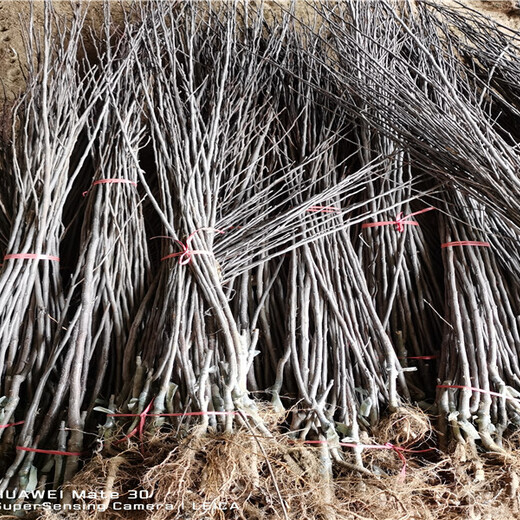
{"left": 18, "top": 407, "right": 520, "bottom": 520}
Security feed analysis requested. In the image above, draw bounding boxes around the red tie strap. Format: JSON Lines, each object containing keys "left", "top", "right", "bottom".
{"left": 16, "top": 446, "right": 87, "bottom": 456}
{"left": 0, "top": 420, "right": 24, "bottom": 429}
{"left": 83, "top": 179, "right": 138, "bottom": 197}
{"left": 4, "top": 254, "right": 60, "bottom": 262}
{"left": 160, "top": 228, "right": 224, "bottom": 265}
{"left": 111, "top": 399, "right": 155, "bottom": 445}
{"left": 108, "top": 402, "right": 245, "bottom": 444}
{"left": 437, "top": 384, "right": 516, "bottom": 401}
{"left": 362, "top": 207, "right": 435, "bottom": 233}
{"left": 441, "top": 241, "right": 490, "bottom": 248}
{"left": 297, "top": 439, "right": 434, "bottom": 478}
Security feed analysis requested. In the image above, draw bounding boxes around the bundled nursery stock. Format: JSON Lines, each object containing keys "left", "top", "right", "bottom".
{"left": 0, "top": 0, "right": 519, "bottom": 515}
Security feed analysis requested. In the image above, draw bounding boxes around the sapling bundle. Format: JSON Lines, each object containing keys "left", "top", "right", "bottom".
{"left": 275, "top": 231, "right": 411, "bottom": 440}
{"left": 410, "top": 3, "right": 520, "bottom": 379}
{"left": 7, "top": 21, "right": 154, "bottom": 489}
{"left": 436, "top": 191, "right": 520, "bottom": 452}
{"left": 348, "top": 27, "right": 442, "bottom": 394}
{"left": 77, "top": 26, "right": 151, "bottom": 416}
{"left": 312, "top": 0, "right": 520, "bottom": 231}
{"left": 114, "top": 2, "right": 283, "bottom": 429}
{"left": 0, "top": 4, "right": 105, "bottom": 477}
{"left": 356, "top": 175, "right": 442, "bottom": 400}
{"left": 355, "top": 147, "right": 442, "bottom": 399}
{"left": 302, "top": 1, "right": 443, "bottom": 398}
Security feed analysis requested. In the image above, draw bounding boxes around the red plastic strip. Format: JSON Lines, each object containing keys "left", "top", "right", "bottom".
{"left": 400, "top": 355, "right": 438, "bottom": 360}
{"left": 441, "top": 241, "right": 490, "bottom": 248}
{"left": 437, "top": 384, "right": 516, "bottom": 401}
{"left": 362, "top": 207, "right": 435, "bottom": 233}
{"left": 4, "top": 254, "right": 60, "bottom": 262}
{"left": 297, "top": 439, "right": 434, "bottom": 478}
{"left": 0, "top": 420, "right": 24, "bottom": 429}
{"left": 108, "top": 411, "right": 243, "bottom": 418}
{"left": 362, "top": 220, "right": 419, "bottom": 230}
{"left": 111, "top": 399, "right": 155, "bottom": 445}
{"left": 83, "top": 179, "right": 137, "bottom": 197}
{"left": 109, "top": 406, "right": 245, "bottom": 445}
{"left": 16, "top": 446, "right": 86, "bottom": 456}
{"left": 160, "top": 228, "right": 224, "bottom": 265}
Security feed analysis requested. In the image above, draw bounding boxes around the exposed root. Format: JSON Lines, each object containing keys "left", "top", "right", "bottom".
{"left": 377, "top": 406, "right": 433, "bottom": 447}
{"left": 21, "top": 407, "right": 520, "bottom": 520}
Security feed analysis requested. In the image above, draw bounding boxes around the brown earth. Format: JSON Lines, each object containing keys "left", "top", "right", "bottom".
{"left": 0, "top": 1, "right": 104, "bottom": 102}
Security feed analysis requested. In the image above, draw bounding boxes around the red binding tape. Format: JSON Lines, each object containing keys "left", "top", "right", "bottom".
{"left": 108, "top": 402, "right": 245, "bottom": 444}
{"left": 296, "top": 439, "right": 434, "bottom": 478}
{"left": 111, "top": 399, "right": 154, "bottom": 444}
{"left": 441, "top": 241, "right": 490, "bottom": 248}
{"left": 362, "top": 207, "right": 435, "bottom": 233}
{"left": 16, "top": 446, "right": 86, "bottom": 457}
{"left": 160, "top": 228, "right": 224, "bottom": 265}
{"left": 437, "top": 384, "right": 517, "bottom": 401}
{"left": 339, "top": 441, "right": 434, "bottom": 478}
{"left": 4, "top": 254, "right": 60, "bottom": 262}
{"left": 400, "top": 355, "right": 438, "bottom": 360}
{"left": 83, "top": 179, "right": 137, "bottom": 197}
{"left": 0, "top": 420, "right": 24, "bottom": 429}
{"left": 108, "top": 411, "right": 243, "bottom": 418}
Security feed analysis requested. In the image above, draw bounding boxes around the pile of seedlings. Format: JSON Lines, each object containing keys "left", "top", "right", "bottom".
{"left": 0, "top": 1, "right": 520, "bottom": 518}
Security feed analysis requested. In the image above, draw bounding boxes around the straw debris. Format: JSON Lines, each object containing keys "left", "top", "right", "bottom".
{"left": 26, "top": 407, "right": 520, "bottom": 520}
